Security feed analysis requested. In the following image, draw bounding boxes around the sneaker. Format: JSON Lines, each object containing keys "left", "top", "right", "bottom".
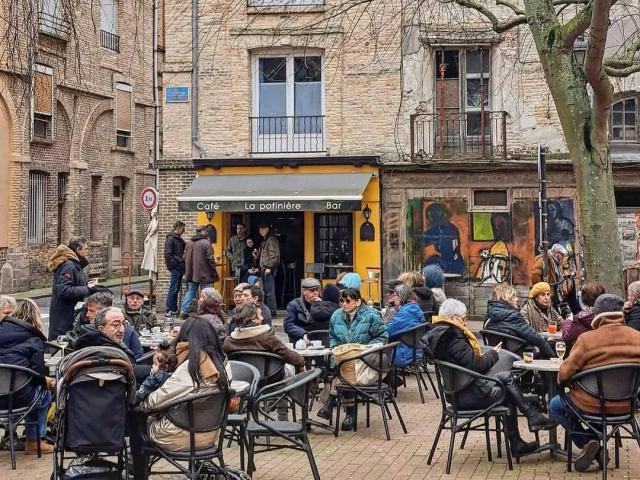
{"left": 575, "top": 439, "right": 600, "bottom": 472}
{"left": 0, "top": 433, "right": 25, "bottom": 452}
{"left": 164, "top": 311, "right": 176, "bottom": 319}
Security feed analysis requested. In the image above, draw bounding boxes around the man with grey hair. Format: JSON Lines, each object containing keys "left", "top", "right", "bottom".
{"left": 386, "top": 284, "right": 424, "bottom": 367}
{"left": 73, "top": 307, "right": 137, "bottom": 364}
{"left": 0, "top": 295, "right": 17, "bottom": 321}
{"left": 624, "top": 280, "right": 640, "bottom": 331}
{"left": 71, "top": 291, "right": 114, "bottom": 335}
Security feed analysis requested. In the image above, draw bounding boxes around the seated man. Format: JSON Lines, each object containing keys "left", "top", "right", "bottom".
{"left": 283, "top": 277, "right": 322, "bottom": 343}
{"left": 624, "top": 280, "right": 640, "bottom": 331}
{"left": 239, "top": 284, "right": 272, "bottom": 327}
{"left": 71, "top": 291, "right": 113, "bottom": 336}
{"left": 385, "top": 284, "right": 424, "bottom": 367}
{"left": 123, "top": 289, "right": 156, "bottom": 332}
{"left": 549, "top": 294, "right": 640, "bottom": 472}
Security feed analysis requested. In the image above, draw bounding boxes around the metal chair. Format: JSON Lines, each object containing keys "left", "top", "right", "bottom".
{"left": 306, "top": 330, "right": 330, "bottom": 347}
{"left": 304, "top": 263, "right": 325, "bottom": 282}
{"left": 427, "top": 360, "right": 513, "bottom": 474}
{"left": 227, "top": 351, "right": 286, "bottom": 389}
{"left": 422, "top": 310, "right": 435, "bottom": 323}
{"left": 480, "top": 329, "right": 529, "bottom": 357}
{"left": 333, "top": 342, "right": 408, "bottom": 440}
{"left": 246, "top": 369, "right": 322, "bottom": 480}
{"left": 0, "top": 364, "right": 48, "bottom": 469}
{"left": 560, "top": 363, "right": 640, "bottom": 480}
{"left": 226, "top": 361, "right": 260, "bottom": 471}
{"left": 389, "top": 323, "right": 438, "bottom": 403}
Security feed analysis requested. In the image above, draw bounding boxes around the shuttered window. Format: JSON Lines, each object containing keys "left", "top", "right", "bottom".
{"left": 115, "top": 82, "right": 132, "bottom": 148}
{"left": 32, "top": 64, "right": 54, "bottom": 140}
{"left": 28, "top": 171, "right": 47, "bottom": 244}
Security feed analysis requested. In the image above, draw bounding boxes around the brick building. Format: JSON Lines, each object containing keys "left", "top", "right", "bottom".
{"left": 0, "top": 0, "right": 156, "bottom": 292}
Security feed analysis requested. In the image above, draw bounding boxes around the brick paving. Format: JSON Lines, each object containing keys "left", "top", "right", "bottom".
{"left": 2, "top": 376, "right": 639, "bottom": 479}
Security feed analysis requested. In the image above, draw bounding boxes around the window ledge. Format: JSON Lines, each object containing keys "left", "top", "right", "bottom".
{"left": 246, "top": 4, "right": 327, "bottom": 14}
{"left": 111, "top": 146, "right": 135, "bottom": 155}
{"left": 30, "top": 138, "right": 54, "bottom": 146}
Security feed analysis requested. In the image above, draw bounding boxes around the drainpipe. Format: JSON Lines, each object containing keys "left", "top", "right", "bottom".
{"left": 191, "top": 0, "right": 204, "bottom": 157}
{"left": 152, "top": 0, "right": 160, "bottom": 186}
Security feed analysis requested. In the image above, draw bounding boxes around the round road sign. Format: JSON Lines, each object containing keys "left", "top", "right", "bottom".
{"left": 140, "top": 187, "right": 158, "bottom": 210}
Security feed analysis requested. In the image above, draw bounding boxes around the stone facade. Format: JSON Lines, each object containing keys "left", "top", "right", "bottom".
{"left": 0, "top": 0, "right": 156, "bottom": 292}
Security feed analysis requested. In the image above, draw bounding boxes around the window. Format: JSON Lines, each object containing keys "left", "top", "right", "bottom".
{"left": 39, "top": 0, "right": 69, "bottom": 38}
{"left": 28, "top": 172, "right": 47, "bottom": 244}
{"left": 314, "top": 213, "right": 353, "bottom": 277}
{"left": 115, "top": 82, "right": 132, "bottom": 148}
{"left": 57, "top": 172, "right": 68, "bottom": 244}
{"left": 611, "top": 98, "right": 637, "bottom": 142}
{"left": 90, "top": 176, "right": 101, "bottom": 240}
{"left": 472, "top": 189, "right": 509, "bottom": 211}
{"left": 32, "top": 64, "right": 53, "bottom": 141}
{"left": 100, "top": 0, "right": 119, "bottom": 51}
{"left": 251, "top": 53, "right": 324, "bottom": 153}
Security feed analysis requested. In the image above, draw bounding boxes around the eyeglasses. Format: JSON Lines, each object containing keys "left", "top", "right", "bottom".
{"left": 341, "top": 298, "right": 356, "bottom": 305}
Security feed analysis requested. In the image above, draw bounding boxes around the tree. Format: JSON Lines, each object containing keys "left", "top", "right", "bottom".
{"left": 444, "top": 0, "right": 639, "bottom": 291}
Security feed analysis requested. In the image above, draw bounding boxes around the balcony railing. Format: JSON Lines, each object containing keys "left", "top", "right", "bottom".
{"left": 410, "top": 111, "right": 507, "bottom": 161}
{"left": 250, "top": 115, "right": 325, "bottom": 154}
{"left": 101, "top": 30, "right": 120, "bottom": 52}
{"left": 38, "top": 11, "right": 70, "bottom": 39}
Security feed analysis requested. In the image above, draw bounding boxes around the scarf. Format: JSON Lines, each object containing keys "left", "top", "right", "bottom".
{"left": 433, "top": 315, "right": 482, "bottom": 356}
{"left": 175, "top": 341, "right": 219, "bottom": 381}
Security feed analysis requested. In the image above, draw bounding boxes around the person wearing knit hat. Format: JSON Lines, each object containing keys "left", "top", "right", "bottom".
{"left": 550, "top": 291, "right": 640, "bottom": 472}
{"left": 337, "top": 272, "right": 362, "bottom": 290}
{"left": 521, "top": 282, "right": 563, "bottom": 333}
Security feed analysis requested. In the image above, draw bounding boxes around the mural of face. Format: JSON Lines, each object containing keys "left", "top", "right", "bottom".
{"left": 423, "top": 202, "right": 465, "bottom": 275}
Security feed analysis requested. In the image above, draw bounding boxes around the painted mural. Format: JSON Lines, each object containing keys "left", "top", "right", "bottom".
{"left": 406, "top": 197, "right": 576, "bottom": 286}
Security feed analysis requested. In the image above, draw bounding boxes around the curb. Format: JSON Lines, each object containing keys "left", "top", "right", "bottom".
{"left": 13, "top": 275, "right": 150, "bottom": 300}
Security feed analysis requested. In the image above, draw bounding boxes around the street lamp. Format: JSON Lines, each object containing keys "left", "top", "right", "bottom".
{"left": 362, "top": 204, "right": 372, "bottom": 220}
{"left": 573, "top": 35, "right": 588, "bottom": 66}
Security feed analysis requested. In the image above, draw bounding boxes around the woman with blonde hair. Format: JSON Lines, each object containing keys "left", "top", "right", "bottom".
{"left": 484, "top": 284, "right": 555, "bottom": 358}
{"left": 398, "top": 270, "right": 434, "bottom": 313}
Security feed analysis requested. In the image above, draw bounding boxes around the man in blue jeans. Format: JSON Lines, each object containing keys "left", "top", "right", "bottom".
{"left": 163, "top": 221, "right": 186, "bottom": 317}
{"left": 180, "top": 226, "right": 219, "bottom": 317}
{"left": 258, "top": 223, "right": 280, "bottom": 317}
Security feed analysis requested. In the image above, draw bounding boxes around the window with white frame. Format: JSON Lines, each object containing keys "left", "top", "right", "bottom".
{"left": 100, "top": 0, "right": 119, "bottom": 51}
{"left": 28, "top": 171, "right": 47, "bottom": 244}
{"left": 611, "top": 97, "right": 637, "bottom": 142}
{"left": 32, "top": 64, "right": 54, "bottom": 141}
{"left": 115, "top": 82, "right": 132, "bottom": 148}
{"left": 251, "top": 53, "right": 324, "bottom": 154}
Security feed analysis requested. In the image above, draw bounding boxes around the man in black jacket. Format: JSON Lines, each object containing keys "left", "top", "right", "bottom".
{"left": 164, "top": 221, "right": 186, "bottom": 317}
{"left": 625, "top": 281, "right": 640, "bottom": 331}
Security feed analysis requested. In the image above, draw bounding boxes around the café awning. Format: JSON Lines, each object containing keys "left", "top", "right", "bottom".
{"left": 177, "top": 172, "right": 372, "bottom": 212}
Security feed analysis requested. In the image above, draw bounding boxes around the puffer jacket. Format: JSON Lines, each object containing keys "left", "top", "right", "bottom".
{"left": 47, "top": 245, "right": 91, "bottom": 340}
{"left": 124, "top": 306, "right": 157, "bottom": 332}
{"left": 625, "top": 301, "right": 640, "bottom": 331}
{"left": 413, "top": 287, "right": 434, "bottom": 313}
{"left": 386, "top": 302, "right": 425, "bottom": 366}
{"left": 284, "top": 297, "right": 314, "bottom": 342}
{"left": 485, "top": 300, "right": 555, "bottom": 358}
{"left": 329, "top": 305, "right": 388, "bottom": 349}
{"left": 164, "top": 232, "right": 186, "bottom": 272}
{"left": 0, "top": 318, "right": 47, "bottom": 407}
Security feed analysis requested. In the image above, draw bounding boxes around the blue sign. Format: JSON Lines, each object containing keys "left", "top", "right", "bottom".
{"left": 165, "top": 86, "right": 190, "bottom": 103}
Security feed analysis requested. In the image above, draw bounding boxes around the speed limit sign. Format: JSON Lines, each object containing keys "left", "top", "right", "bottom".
{"left": 140, "top": 187, "right": 158, "bottom": 210}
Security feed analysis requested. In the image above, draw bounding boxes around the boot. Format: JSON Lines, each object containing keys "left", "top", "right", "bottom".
{"left": 341, "top": 407, "right": 355, "bottom": 431}
{"left": 505, "top": 406, "right": 538, "bottom": 455}
{"left": 317, "top": 395, "right": 336, "bottom": 420}
{"left": 503, "top": 376, "right": 556, "bottom": 432}
{"left": 24, "top": 439, "right": 54, "bottom": 455}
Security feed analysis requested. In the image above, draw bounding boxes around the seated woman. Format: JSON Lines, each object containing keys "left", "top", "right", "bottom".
{"left": 385, "top": 284, "right": 424, "bottom": 367}
{"left": 562, "top": 282, "right": 606, "bottom": 348}
{"left": 0, "top": 299, "right": 54, "bottom": 454}
{"left": 196, "top": 287, "right": 227, "bottom": 342}
{"left": 485, "top": 284, "right": 555, "bottom": 358}
{"left": 398, "top": 270, "right": 433, "bottom": 313}
{"left": 425, "top": 299, "right": 553, "bottom": 455}
{"left": 136, "top": 317, "right": 230, "bottom": 454}
{"left": 520, "top": 282, "right": 563, "bottom": 332}
{"left": 422, "top": 265, "right": 446, "bottom": 313}
{"left": 318, "top": 288, "right": 388, "bottom": 430}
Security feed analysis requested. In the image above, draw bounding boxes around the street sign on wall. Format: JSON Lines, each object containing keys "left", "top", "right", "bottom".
{"left": 140, "top": 187, "right": 158, "bottom": 210}
{"left": 165, "top": 87, "right": 190, "bottom": 103}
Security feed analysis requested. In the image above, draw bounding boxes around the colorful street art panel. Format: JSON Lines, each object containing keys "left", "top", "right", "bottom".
{"left": 422, "top": 200, "right": 468, "bottom": 276}
{"left": 534, "top": 199, "right": 576, "bottom": 254}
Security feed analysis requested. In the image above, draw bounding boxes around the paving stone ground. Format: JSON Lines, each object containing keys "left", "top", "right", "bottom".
{"left": 1, "top": 375, "right": 638, "bottom": 479}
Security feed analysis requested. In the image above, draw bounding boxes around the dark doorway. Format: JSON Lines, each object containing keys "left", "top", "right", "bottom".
{"left": 249, "top": 212, "right": 305, "bottom": 308}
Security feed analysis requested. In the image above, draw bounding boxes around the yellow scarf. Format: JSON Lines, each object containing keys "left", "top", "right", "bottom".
{"left": 433, "top": 316, "right": 482, "bottom": 356}
{"left": 175, "top": 341, "right": 219, "bottom": 381}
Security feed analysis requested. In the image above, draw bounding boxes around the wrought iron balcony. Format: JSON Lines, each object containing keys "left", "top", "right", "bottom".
{"left": 101, "top": 30, "right": 120, "bottom": 52}
{"left": 410, "top": 110, "right": 507, "bottom": 161}
{"left": 250, "top": 115, "right": 325, "bottom": 154}
{"left": 38, "top": 11, "right": 70, "bottom": 39}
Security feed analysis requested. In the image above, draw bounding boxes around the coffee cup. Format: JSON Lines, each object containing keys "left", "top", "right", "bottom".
{"left": 311, "top": 340, "right": 322, "bottom": 348}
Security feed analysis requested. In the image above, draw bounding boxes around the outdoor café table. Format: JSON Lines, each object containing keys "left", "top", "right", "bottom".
{"left": 230, "top": 380, "right": 250, "bottom": 397}
{"left": 539, "top": 331, "right": 563, "bottom": 342}
{"left": 512, "top": 359, "right": 565, "bottom": 458}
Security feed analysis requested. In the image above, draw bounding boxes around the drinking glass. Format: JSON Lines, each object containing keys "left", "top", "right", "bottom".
{"left": 555, "top": 341, "right": 566, "bottom": 361}
{"left": 57, "top": 335, "right": 69, "bottom": 357}
{"left": 548, "top": 321, "right": 558, "bottom": 334}
{"left": 523, "top": 351, "right": 534, "bottom": 363}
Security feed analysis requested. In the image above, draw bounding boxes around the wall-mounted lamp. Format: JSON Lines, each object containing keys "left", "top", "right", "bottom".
{"left": 362, "top": 204, "right": 372, "bottom": 220}
{"left": 206, "top": 211, "right": 214, "bottom": 222}
{"left": 360, "top": 204, "right": 375, "bottom": 241}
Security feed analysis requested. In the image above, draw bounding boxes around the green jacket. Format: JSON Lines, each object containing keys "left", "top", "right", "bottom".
{"left": 329, "top": 305, "right": 388, "bottom": 348}
{"left": 124, "top": 306, "right": 157, "bottom": 332}
{"left": 259, "top": 234, "right": 280, "bottom": 270}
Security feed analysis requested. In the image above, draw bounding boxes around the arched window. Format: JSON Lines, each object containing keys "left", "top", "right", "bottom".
{"left": 611, "top": 97, "right": 637, "bottom": 142}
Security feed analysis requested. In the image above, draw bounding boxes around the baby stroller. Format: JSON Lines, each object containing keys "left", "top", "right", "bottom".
{"left": 52, "top": 346, "right": 136, "bottom": 480}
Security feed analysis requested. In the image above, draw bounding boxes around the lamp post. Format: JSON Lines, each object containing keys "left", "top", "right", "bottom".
{"left": 573, "top": 35, "right": 588, "bottom": 66}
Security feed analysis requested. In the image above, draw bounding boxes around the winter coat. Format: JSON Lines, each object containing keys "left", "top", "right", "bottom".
{"left": 413, "top": 287, "right": 434, "bottom": 314}
{"left": 0, "top": 318, "right": 47, "bottom": 407}
{"left": 124, "top": 306, "right": 157, "bottom": 332}
{"left": 195, "top": 314, "right": 227, "bottom": 342}
{"left": 559, "top": 312, "right": 640, "bottom": 414}
{"left": 259, "top": 234, "right": 280, "bottom": 270}
{"left": 309, "top": 300, "right": 339, "bottom": 330}
{"left": 123, "top": 325, "right": 144, "bottom": 360}
{"left": 531, "top": 254, "right": 575, "bottom": 300}
{"left": 386, "top": 302, "right": 425, "bottom": 367}
{"left": 164, "top": 232, "right": 186, "bottom": 272}
{"left": 484, "top": 300, "right": 555, "bottom": 358}
{"left": 562, "top": 307, "right": 596, "bottom": 347}
{"left": 329, "top": 305, "right": 388, "bottom": 349}
{"left": 223, "top": 324, "right": 305, "bottom": 373}
{"left": 227, "top": 304, "right": 272, "bottom": 333}
{"left": 625, "top": 301, "right": 640, "bottom": 331}
{"left": 47, "top": 245, "right": 91, "bottom": 340}
{"left": 73, "top": 324, "right": 137, "bottom": 365}
{"left": 184, "top": 235, "right": 218, "bottom": 284}
{"left": 226, "top": 234, "right": 247, "bottom": 270}
{"left": 284, "top": 298, "right": 315, "bottom": 342}
{"left": 520, "top": 299, "right": 563, "bottom": 333}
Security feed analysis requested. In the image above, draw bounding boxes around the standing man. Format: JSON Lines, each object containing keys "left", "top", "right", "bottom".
{"left": 531, "top": 243, "right": 577, "bottom": 312}
{"left": 258, "top": 223, "right": 280, "bottom": 317}
{"left": 47, "top": 237, "right": 98, "bottom": 340}
{"left": 227, "top": 223, "right": 247, "bottom": 282}
{"left": 164, "top": 220, "right": 186, "bottom": 317}
{"left": 180, "top": 226, "right": 219, "bottom": 318}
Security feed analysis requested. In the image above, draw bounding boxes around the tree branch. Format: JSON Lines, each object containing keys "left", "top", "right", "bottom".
{"left": 603, "top": 37, "right": 640, "bottom": 69}
{"left": 496, "top": 0, "right": 524, "bottom": 15}
{"left": 451, "top": 0, "right": 528, "bottom": 33}
{"left": 604, "top": 63, "right": 640, "bottom": 77}
{"left": 562, "top": 0, "right": 592, "bottom": 49}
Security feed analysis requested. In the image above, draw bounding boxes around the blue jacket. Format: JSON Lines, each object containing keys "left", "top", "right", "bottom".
{"left": 329, "top": 305, "right": 388, "bottom": 348}
{"left": 284, "top": 298, "right": 313, "bottom": 342}
{"left": 124, "top": 325, "right": 144, "bottom": 360}
{"left": 386, "top": 303, "right": 425, "bottom": 366}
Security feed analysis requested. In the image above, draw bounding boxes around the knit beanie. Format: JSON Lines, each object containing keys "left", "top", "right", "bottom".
{"left": 529, "top": 282, "right": 551, "bottom": 298}
{"left": 322, "top": 284, "right": 341, "bottom": 304}
{"left": 591, "top": 294, "right": 625, "bottom": 328}
{"left": 339, "top": 272, "right": 362, "bottom": 290}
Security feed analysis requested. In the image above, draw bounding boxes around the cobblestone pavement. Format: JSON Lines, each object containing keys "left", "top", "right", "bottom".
{"left": 1, "top": 376, "right": 638, "bottom": 479}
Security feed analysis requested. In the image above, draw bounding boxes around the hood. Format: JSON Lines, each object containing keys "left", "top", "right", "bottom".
{"left": 310, "top": 300, "right": 339, "bottom": 322}
{"left": 0, "top": 317, "right": 46, "bottom": 345}
{"left": 190, "top": 234, "right": 207, "bottom": 242}
{"left": 47, "top": 245, "right": 80, "bottom": 272}
{"left": 230, "top": 324, "right": 271, "bottom": 340}
{"left": 413, "top": 286, "right": 433, "bottom": 300}
{"left": 422, "top": 323, "right": 452, "bottom": 358}
{"left": 486, "top": 300, "right": 521, "bottom": 325}
{"left": 399, "top": 302, "right": 425, "bottom": 318}
{"left": 591, "top": 311, "right": 625, "bottom": 329}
